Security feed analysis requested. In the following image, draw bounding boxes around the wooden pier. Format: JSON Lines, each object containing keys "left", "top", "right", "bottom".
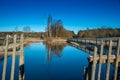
{"left": 68, "top": 37, "right": 120, "bottom": 46}
{"left": 0, "top": 34, "right": 24, "bottom": 80}
{"left": 1, "top": 36, "right": 120, "bottom": 80}
{"left": 67, "top": 37, "right": 120, "bottom": 80}
{"left": 84, "top": 39, "right": 120, "bottom": 80}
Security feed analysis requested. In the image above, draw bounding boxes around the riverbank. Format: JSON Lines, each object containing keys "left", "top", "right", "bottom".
{"left": 24, "top": 38, "right": 67, "bottom": 43}
{"left": 0, "top": 37, "right": 67, "bottom": 52}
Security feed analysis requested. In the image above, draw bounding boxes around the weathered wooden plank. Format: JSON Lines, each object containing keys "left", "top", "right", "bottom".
{"left": 91, "top": 46, "right": 97, "bottom": 80}
{"left": 2, "top": 35, "right": 8, "bottom": 80}
{"left": 88, "top": 55, "right": 120, "bottom": 63}
{"left": 114, "top": 38, "right": 120, "bottom": 80}
{"left": 0, "top": 52, "right": 20, "bottom": 56}
{"left": 105, "top": 40, "right": 112, "bottom": 80}
{"left": 10, "top": 34, "right": 16, "bottom": 80}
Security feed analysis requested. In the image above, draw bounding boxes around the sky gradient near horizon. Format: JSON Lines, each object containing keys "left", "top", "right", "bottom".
{"left": 0, "top": 0, "right": 120, "bottom": 33}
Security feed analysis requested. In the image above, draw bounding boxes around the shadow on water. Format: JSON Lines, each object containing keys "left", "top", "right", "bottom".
{"left": 19, "top": 64, "right": 24, "bottom": 80}
{"left": 0, "top": 56, "right": 4, "bottom": 62}
{"left": 43, "top": 42, "right": 67, "bottom": 62}
{"left": 118, "top": 63, "right": 120, "bottom": 80}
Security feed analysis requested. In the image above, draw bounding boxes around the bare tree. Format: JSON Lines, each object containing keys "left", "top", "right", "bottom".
{"left": 55, "top": 20, "right": 62, "bottom": 37}
{"left": 23, "top": 26, "right": 31, "bottom": 33}
{"left": 47, "top": 14, "right": 52, "bottom": 37}
{"left": 46, "top": 14, "right": 74, "bottom": 38}
{"left": 15, "top": 26, "right": 18, "bottom": 32}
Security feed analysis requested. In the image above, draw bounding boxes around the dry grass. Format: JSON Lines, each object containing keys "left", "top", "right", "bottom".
{"left": 45, "top": 37, "right": 67, "bottom": 44}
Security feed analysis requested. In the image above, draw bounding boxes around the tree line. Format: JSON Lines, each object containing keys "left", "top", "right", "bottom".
{"left": 77, "top": 28, "right": 120, "bottom": 38}
{"left": 15, "top": 26, "right": 31, "bottom": 33}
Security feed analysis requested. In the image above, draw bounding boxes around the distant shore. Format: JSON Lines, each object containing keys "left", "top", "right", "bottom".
{"left": 0, "top": 37, "right": 67, "bottom": 52}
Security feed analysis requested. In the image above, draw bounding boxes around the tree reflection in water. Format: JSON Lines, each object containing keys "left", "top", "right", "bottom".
{"left": 44, "top": 42, "right": 67, "bottom": 62}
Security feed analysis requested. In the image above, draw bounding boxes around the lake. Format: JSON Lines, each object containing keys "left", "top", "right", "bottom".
{"left": 0, "top": 42, "right": 118, "bottom": 80}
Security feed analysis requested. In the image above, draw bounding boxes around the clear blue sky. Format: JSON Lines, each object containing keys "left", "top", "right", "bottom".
{"left": 0, "top": 0, "right": 120, "bottom": 33}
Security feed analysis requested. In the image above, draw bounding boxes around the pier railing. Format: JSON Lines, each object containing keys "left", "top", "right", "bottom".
{"left": 67, "top": 37, "right": 120, "bottom": 80}
{"left": 83, "top": 39, "right": 120, "bottom": 80}
{"left": 0, "top": 34, "right": 24, "bottom": 80}
{"left": 68, "top": 37, "right": 120, "bottom": 46}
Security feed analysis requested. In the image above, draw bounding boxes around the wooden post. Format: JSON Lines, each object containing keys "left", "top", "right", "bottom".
{"left": 105, "top": 40, "right": 112, "bottom": 80}
{"left": 10, "top": 34, "right": 16, "bottom": 80}
{"left": 91, "top": 46, "right": 97, "bottom": 80}
{"left": 114, "top": 38, "right": 120, "bottom": 80}
{"left": 20, "top": 34, "right": 24, "bottom": 64}
{"left": 2, "top": 35, "right": 9, "bottom": 80}
{"left": 19, "top": 34, "right": 24, "bottom": 80}
{"left": 97, "top": 40, "right": 104, "bottom": 80}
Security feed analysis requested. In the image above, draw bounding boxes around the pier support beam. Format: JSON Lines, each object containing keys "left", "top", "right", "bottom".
{"left": 105, "top": 40, "right": 112, "bottom": 80}
{"left": 114, "top": 38, "right": 120, "bottom": 80}
{"left": 97, "top": 40, "right": 104, "bottom": 80}
{"left": 10, "top": 34, "right": 16, "bottom": 80}
{"left": 2, "top": 35, "right": 8, "bottom": 80}
{"left": 19, "top": 34, "right": 25, "bottom": 80}
{"left": 91, "top": 46, "right": 97, "bottom": 80}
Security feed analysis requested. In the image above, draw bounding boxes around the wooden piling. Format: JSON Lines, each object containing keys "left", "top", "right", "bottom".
{"left": 97, "top": 40, "right": 104, "bottom": 80}
{"left": 19, "top": 34, "right": 24, "bottom": 80}
{"left": 105, "top": 40, "right": 112, "bottom": 80}
{"left": 10, "top": 34, "right": 16, "bottom": 80}
{"left": 91, "top": 46, "right": 97, "bottom": 80}
{"left": 114, "top": 38, "right": 120, "bottom": 80}
{"left": 2, "top": 35, "right": 9, "bottom": 80}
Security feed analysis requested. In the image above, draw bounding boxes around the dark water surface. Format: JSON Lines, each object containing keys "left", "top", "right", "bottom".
{"left": 0, "top": 42, "right": 118, "bottom": 80}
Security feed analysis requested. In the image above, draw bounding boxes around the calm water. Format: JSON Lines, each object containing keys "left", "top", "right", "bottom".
{"left": 0, "top": 42, "right": 118, "bottom": 80}
{"left": 24, "top": 42, "right": 89, "bottom": 80}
